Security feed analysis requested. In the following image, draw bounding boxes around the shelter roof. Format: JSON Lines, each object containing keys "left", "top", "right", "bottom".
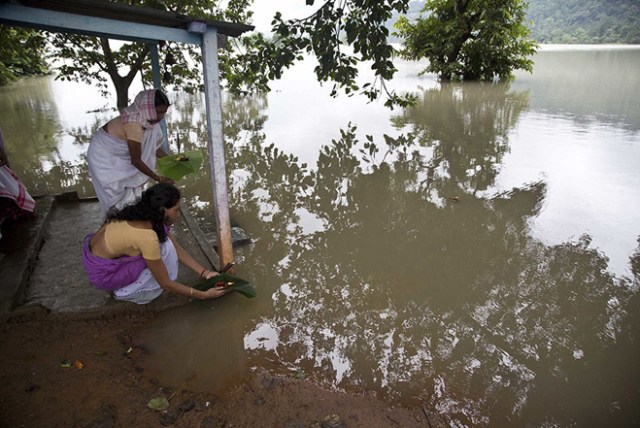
{"left": 3, "top": 0, "right": 254, "bottom": 37}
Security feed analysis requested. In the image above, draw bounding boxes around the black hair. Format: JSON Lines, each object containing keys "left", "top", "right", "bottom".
{"left": 106, "top": 183, "right": 180, "bottom": 242}
{"left": 154, "top": 89, "right": 170, "bottom": 108}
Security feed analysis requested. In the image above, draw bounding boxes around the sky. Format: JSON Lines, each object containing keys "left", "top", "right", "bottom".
{"left": 249, "top": 1, "right": 318, "bottom": 33}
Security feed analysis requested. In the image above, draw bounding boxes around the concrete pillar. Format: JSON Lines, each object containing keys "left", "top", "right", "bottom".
{"left": 201, "top": 28, "right": 234, "bottom": 269}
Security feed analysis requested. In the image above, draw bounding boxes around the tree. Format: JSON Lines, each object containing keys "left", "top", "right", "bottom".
{"left": 225, "top": 0, "right": 415, "bottom": 108}
{"left": 526, "top": 0, "right": 640, "bottom": 44}
{"left": 46, "top": 0, "right": 416, "bottom": 110}
{"left": 394, "top": 0, "right": 538, "bottom": 81}
{"left": 47, "top": 0, "right": 252, "bottom": 110}
{"left": 0, "top": 25, "right": 48, "bottom": 86}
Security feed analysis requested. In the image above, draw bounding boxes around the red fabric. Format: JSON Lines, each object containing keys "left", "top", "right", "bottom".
{"left": 0, "top": 166, "right": 36, "bottom": 214}
{"left": 121, "top": 89, "right": 158, "bottom": 126}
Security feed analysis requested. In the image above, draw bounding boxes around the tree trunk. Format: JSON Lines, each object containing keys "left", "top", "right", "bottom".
{"left": 99, "top": 37, "right": 149, "bottom": 111}
{"left": 114, "top": 82, "right": 130, "bottom": 112}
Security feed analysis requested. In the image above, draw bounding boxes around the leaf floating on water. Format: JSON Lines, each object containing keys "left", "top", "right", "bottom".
{"left": 147, "top": 397, "right": 170, "bottom": 411}
{"left": 227, "top": 282, "right": 257, "bottom": 298}
{"left": 193, "top": 273, "right": 256, "bottom": 298}
{"left": 60, "top": 359, "right": 72, "bottom": 368}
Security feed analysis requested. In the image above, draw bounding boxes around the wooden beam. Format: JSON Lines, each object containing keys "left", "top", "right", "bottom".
{"left": 201, "top": 29, "right": 235, "bottom": 269}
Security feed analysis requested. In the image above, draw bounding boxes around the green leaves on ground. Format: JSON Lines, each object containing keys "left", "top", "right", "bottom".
{"left": 193, "top": 272, "right": 256, "bottom": 298}
{"left": 157, "top": 150, "right": 203, "bottom": 181}
{"left": 147, "top": 397, "right": 170, "bottom": 411}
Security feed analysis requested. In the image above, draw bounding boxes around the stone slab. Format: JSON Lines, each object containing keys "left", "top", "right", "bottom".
{"left": 2, "top": 196, "right": 221, "bottom": 320}
{"left": 0, "top": 197, "right": 54, "bottom": 314}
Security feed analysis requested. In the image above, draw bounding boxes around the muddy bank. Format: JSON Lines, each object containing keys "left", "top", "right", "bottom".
{"left": 0, "top": 312, "right": 434, "bottom": 428}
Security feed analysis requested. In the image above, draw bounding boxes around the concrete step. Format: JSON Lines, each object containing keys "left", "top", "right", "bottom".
{"left": 0, "top": 196, "right": 54, "bottom": 316}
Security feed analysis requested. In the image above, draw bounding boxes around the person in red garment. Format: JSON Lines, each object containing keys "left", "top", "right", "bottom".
{"left": 0, "top": 128, "right": 36, "bottom": 242}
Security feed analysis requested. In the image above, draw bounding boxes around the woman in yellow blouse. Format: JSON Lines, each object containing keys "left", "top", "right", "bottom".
{"left": 82, "top": 183, "right": 228, "bottom": 304}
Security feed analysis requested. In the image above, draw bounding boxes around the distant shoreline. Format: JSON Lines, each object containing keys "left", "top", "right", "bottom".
{"left": 538, "top": 44, "right": 640, "bottom": 51}
{"left": 388, "top": 42, "right": 640, "bottom": 51}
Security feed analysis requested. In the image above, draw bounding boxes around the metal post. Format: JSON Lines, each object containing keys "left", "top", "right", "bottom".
{"left": 149, "top": 43, "right": 169, "bottom": 153}
{"left": 201, "top": 28, "right": 234, "bottom": 268}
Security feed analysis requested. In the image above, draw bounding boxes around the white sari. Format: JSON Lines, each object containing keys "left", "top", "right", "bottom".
{"left": 87, "top": 125, "right": 162, "bottom": 214}
{"left": 113, "top": 237, "right": 179, "bottom": 304}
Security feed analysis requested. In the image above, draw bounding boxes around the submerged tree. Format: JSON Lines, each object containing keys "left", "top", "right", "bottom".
{"left": 394, "top": 0, "right": 538, "bottom": 81}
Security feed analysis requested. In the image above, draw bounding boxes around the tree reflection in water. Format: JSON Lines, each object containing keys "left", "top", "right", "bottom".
{"left": 175, "top": 84, "right": 639, "bottom": 426}
{"left": 5, "top": 77, "right": 638, "bottom": 426}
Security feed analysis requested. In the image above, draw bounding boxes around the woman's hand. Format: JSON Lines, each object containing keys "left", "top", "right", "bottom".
{"left": 191, "top": 269, "right": 228, "bottom": 299}
{"left": 201, "top": 286, "right": 229, "bottom": 299}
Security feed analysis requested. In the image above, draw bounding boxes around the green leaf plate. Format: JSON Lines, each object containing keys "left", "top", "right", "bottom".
{"left": 193, "top": 272, "right": 256, "bottom": 298}
{"left": 157, "top": 150, "right": 203, "bottom": 181}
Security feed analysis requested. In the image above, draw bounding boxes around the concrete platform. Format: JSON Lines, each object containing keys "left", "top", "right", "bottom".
{"left": 0, "top": 194, "right": 222, "bottom": 321}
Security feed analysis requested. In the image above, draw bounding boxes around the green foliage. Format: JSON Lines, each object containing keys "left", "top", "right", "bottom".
{"left": 395, "top": 0, "right": 538, "bottom": 81}
{"left": 526, "top": 0, "right": 640, "bottom": 44}
{"left": 0, "top": 25, "right": 49, "bottom": 86}
{"left": 45, "top": 0, "right": 417, "bottom": 109}
{"left": 48, "top": 34, "right": 147, "bottom": 109}
{"left": 47, "top": 0, "right": 252, "bottom": 109}
{"left": 402, "top": 0, "right": 640, "bottom": 44}
{"left": 225, "top": 0, "right": 416, "bottom": 109}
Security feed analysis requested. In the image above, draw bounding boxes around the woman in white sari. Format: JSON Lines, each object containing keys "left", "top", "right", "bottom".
{"left": 87, "top": 89, "right": 174, "bottom": 214}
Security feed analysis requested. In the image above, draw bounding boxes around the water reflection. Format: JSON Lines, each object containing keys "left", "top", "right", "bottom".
{"left": 393, "top": 81, "right": 530, "bottom": 192}
{"left": 513, "top": 47, "right": 640, "bottom": 131}
{"left": 163, "top": 77, "right": 638, "bottom": 424}
{"left": 1, "top": 48, "right": 639, "bottom": 426}
{"left": 0, "top": 77, "right": 100, "bottom": 196}
{"left": 134, "top": 300, "right": 249, "bottom": 392}
{"left": 230, "top": 123, "right": 639, "bottom": 426}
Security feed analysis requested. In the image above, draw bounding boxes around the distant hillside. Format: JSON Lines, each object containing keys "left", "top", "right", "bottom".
{"left": 391, "top": 0, "right": 640, "bottom": 44}
{"left": 527, "top": 0, "right": 640, "bottom": 43}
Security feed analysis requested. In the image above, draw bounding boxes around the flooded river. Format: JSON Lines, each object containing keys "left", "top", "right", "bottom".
{"left": 1, "top": 46, "right": 639, "bottom": 426}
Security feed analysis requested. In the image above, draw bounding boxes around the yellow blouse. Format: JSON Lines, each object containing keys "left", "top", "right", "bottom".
{"left": 103, "top": 116, "right": 145, "bottom": 143}
{"left": 102, "top": 221, "right": 161, "bottom": 260}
